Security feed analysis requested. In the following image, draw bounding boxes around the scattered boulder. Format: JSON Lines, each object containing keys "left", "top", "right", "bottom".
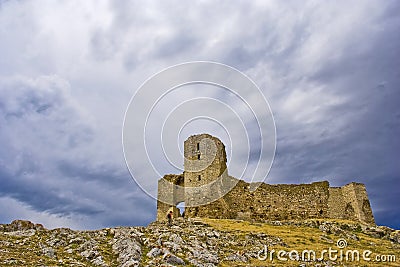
{"left": 224, "top": 252, "right": 247, "bottom": 262}
{"left": 112, "top": 228, "right": 142, "bottom": 266}
{"left": 39, "top": 243, "right": 56, "bottom": 258}
{"left": 147, "top": 247, "right": 162, "bottom": 258}
{"left": 389, "top": 230, "right": 400, "bottom": 243}
{"left": 81, "top": 249, "right": 99, "bottom": 259}
{"left": 163, "top": 253, "right": 186, "bottom": 265}
{"left": 91, "top": 256, "right": 108, "bottom": 267}
{"left": 1, "top": 220, "right": 44, "bottom": 232}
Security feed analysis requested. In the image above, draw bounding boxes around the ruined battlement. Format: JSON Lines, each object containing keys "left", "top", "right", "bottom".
{"left": 157, "top": 134, "right": 375, "bottom": 225}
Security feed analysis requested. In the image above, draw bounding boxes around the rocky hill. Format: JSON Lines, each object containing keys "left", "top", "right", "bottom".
{"left": 1, "top": 218, "right": 399, "bottom": 266}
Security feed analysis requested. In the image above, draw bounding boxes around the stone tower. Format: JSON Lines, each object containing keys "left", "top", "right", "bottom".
{"left": 183, "top": 134, "right": 232, "bottom": 216}
{"left": 156, "top": 133, "right": 229, "bottom": 220}
{"left": 156, "top": 133, "right": 375, "bottom": 225}
{"left": 183, "top": 133, "right": 227, "bottom": 188}
{"left": 157, "top": 134, "right": 228, "bottom": 220}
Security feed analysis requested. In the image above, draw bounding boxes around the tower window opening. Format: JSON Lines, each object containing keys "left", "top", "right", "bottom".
{"left": 197, "top": 142, "right": 200, "bottom": 150}
{"left": 198, "top": 175, "right": 201, "bottom": 181}
{"left": 197, "top": 154, "right": 200, "bottom": 160}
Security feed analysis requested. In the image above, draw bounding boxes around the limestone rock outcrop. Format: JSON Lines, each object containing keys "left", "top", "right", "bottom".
{"left": 1, "top": 218, "right": 399, "bottom": 266}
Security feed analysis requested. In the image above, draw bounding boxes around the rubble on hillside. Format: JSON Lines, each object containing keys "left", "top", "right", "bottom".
{"left": 0, "top": 218, "right": 399, "bottom": 266}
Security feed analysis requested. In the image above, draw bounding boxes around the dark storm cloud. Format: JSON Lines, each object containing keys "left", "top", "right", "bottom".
{"left": 262, "top": 2, "right": 400, "bottom": 228}
{"left": 0, "top": 0, "right": 399, "bottom": 229}
{"left": 0, "top": 169, "right": 103, "bottom": 216}
{"left": 0, "top": 75, "right": 154, "bottom": 228}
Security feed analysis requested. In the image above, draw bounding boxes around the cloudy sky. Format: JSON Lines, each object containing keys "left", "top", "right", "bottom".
{"left": 0, "top": 0, "right": 399, "bottom": 230}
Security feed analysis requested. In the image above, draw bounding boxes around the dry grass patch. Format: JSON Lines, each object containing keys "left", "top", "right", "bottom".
{"left": 203, "top": 218, "right": 400, "bottom": 267}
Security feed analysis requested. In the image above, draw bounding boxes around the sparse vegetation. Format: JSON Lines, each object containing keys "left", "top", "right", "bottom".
{"left": 0, "top": 219, "right": 399, "bottom": 266}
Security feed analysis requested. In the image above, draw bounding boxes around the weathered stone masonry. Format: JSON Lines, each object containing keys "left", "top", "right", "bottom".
{"left": 157, "top": 134, "right": 375, "bottom": 225}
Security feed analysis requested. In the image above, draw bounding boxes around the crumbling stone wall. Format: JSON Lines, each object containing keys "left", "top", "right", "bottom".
{"left": 187, "top": 180, "right": 330, "bottom": 221}
{"left": 157, "top": 134, "right": 375, "bottom": 225}
{"left": 328, "top": 183, "right": 375, "bottom": 224}
{"left": 157, "top": 174, "right": 184, "bottom": 221}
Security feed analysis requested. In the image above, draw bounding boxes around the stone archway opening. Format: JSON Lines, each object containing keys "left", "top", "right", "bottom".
{"left": 176, "top": 202, "right": 186, "bottom": 218}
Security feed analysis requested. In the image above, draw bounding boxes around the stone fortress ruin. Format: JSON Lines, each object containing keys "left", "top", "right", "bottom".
{"left": 157, "top": 134, "right": 375, "bottom": 225}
